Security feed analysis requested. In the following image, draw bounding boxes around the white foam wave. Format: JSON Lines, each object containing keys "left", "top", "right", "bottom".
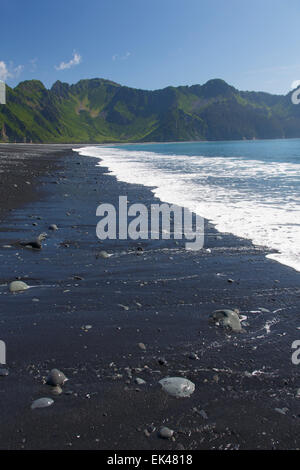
{"left": 74, "top": 146, "right": 300, "bottom": 272}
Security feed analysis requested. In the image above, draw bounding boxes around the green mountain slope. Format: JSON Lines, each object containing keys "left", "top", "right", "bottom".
{"left": 1, "top": 78, "right": 300, "bottom": 143}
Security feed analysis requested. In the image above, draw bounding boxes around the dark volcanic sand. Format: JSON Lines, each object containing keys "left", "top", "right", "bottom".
{"left": 0, "top": 144, "right": 300, "bottom": 450}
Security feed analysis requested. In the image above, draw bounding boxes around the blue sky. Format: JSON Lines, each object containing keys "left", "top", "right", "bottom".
{"left": 1, "top": 0, "right": 300, "bottom": 94}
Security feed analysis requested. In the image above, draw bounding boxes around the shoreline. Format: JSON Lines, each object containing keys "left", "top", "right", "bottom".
{"left": 0, "top": 145, "right": 300, "bottom": 449}
{"left": 1, "top": 136, "right": 300, "bottom": 147}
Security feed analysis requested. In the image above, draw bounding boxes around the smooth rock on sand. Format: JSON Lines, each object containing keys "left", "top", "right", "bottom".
{"left": 159, "top": 377, "right": 195, "bottom": 398}
{"left": 159, "top": 426, "right": 174, "bottom": 439}
{"left": 49, "top": 224, "right": 58, "bottom": 231}
{"left": 9, "top": 281, "right": 29, "bottom": 293}
{"left": 97, "top": 250, "right": 111, "bottom": 259}
{"left": 135, "top": 378, "right": 146, "bottom": 385}
{"left": 210, "top": 309, "right": 242, "bottom": 332}
{"left": 46, "top": 368, "right": 68, "bottom": 386}
{"left": 20, "top": 233, "right": 47, "bottom": 250}
{"left": 31, "top": 397, "right": 54, "bottom": 410}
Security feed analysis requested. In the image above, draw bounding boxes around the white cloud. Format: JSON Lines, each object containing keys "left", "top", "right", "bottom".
{"left": 112, "top": 51, "right": 131, "bottom": 61}
{"left": 0, "top": 61, "right": 10, "bottom": 81}
{"left": 0, "top": 60, "right": 23, "bottom": 81}
{"left": 55, "top": 51, "right": 82, "bottom": 71}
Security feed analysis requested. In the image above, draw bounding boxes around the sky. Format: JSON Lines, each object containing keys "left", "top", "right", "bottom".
{"left": 1, "top": 0, "right": 300, "bottom": 95}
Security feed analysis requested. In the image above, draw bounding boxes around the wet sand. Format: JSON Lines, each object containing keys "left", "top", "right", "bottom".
{"left": 0, "top": 144, "right": 300, "bottom": 450}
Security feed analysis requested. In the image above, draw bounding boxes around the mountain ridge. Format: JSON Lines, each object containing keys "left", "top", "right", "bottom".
{"left": 0, "top": 78, "right": 299, "bottom": 143}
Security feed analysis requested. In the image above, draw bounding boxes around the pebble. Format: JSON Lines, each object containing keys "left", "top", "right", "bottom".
{"left": 159, "top": 426, "right": 174, "bottom": 439}
{"left": 158, "top": 357, "right": 167, "bottom": 366}
{"left": 49, "top": 224, "right": 58, "bottom": 231}
{"left": 135, "top": 378, "right": 146, "bottom": 385}
{"left": 0, "top": 369, "right": 9, "bottom": 377}
{"left": 46, "top": 368, "right": 68, "bottom": 386}
{"left": 9, "top": 281, "right": 29, "bottom": 293}
{"left": 97, "top": 251, "right": 111, "bottom": 259}
{"left": 159, "top": 377, "right": 195, "bottom": 398}
{"left": 189, "top": 352, "right": 199, "bottom": 360}
{"left": 31, "top": 397, "right": 54, "bottom": 410}
{"left": 118, "top": 304, "right": 129, "bottom": 311}
{"left": 138, "top": 342, "right": 146, "bottom": 351}
{"left": 275, "top": 407, "right": 288, "bottom": 415}
{"left": 210, "top": 309, "right": 242, "bottom": 332}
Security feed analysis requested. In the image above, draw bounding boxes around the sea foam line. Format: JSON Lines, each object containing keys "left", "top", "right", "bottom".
{"left": 73, "top": 146, "right": 300, "bottom": 273}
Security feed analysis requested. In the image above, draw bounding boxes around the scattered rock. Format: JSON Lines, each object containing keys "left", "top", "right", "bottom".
{"left": 159, "top": 426, "right": 174, "bottom": 439}
{"left": 159, "top": 377, "right": 195, "bottom": 398}
{"left": 135, "top": 378, "right": 146, "bottom": 385}
{"left": 9, "top": 281, "right": 29, "bottom": 293}
{"left": 118, "top": 304, "right": 129, "bottom": 311}
{"left": 275, "top": 407, "right": 288, "bottom": 415}
{"left": 210, "top": 309, "right": 242, "bottom": 332}
{"left": 20, "top": 233, "right": 47, "bottom": 250}
{"left": 97, "top": 251, "right": 111, "bottom": 259}
{"left": 189, "top": 352, "right": 199, "bottom": 360}
{"left": 31, "top": 397, "right": 54, "bottom": 410}
{"left": 46, "top": 368, "right": 68, "bottom": 386}
{"left": 158, "top": 357, "right": 167, "bottom": 366}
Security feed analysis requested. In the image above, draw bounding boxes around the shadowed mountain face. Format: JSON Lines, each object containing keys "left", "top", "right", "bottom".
{"left": 0, "top": 78, "right": 300, "bottom": 143}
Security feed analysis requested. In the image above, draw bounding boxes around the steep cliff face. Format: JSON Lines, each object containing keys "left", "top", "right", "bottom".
{"left": 0, "top": 78, "right": 300, "bottom": 143}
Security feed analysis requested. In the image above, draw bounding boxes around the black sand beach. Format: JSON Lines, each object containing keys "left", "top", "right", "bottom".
{"left": 0, "top": 144, "right": 300, "bottom": 450}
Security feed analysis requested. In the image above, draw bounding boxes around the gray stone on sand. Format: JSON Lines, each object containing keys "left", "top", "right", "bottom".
{"left": 138, "top": 342, "right": 146, "bottom": 351}
{"left": 31, "top": 397, "right": 54, "bottom": 410}
{"left": 159, "top": 426, "right": 174, "bottom": 439}
{"left": 97, "top": 250, "right": 111, "bottom": 259}
{"left": 210, "top": 309, "right": 242, "bottom": 332}
{"left": 9, "top": 281, "right": 29, "bottom": 293}
{"left": 189, "top": 352, "right": 199, "bottom": 360}
{"left": 49, "top": 224, "right": 58, "bottom": 231}
{"left": 159, "top": 377, "right": 195, "bottom": 398}
{"left": 135, "top": 378, "right": 146, "bottom": 385}
{"left": 158, "top": 357, "right": 167, "bottom": 366}
{"left": 20, "top": 233, "right": 47, "bottom": 250}
{"left": 275, "top": 407, "right": 288, "bottom": 415}
{"left": 46, "top": 368, "right": 68, "bottom": 386}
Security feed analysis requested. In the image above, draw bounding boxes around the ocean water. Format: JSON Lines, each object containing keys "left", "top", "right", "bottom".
{"left": 74, "top": 139, "right": 300, "bottom": 272}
